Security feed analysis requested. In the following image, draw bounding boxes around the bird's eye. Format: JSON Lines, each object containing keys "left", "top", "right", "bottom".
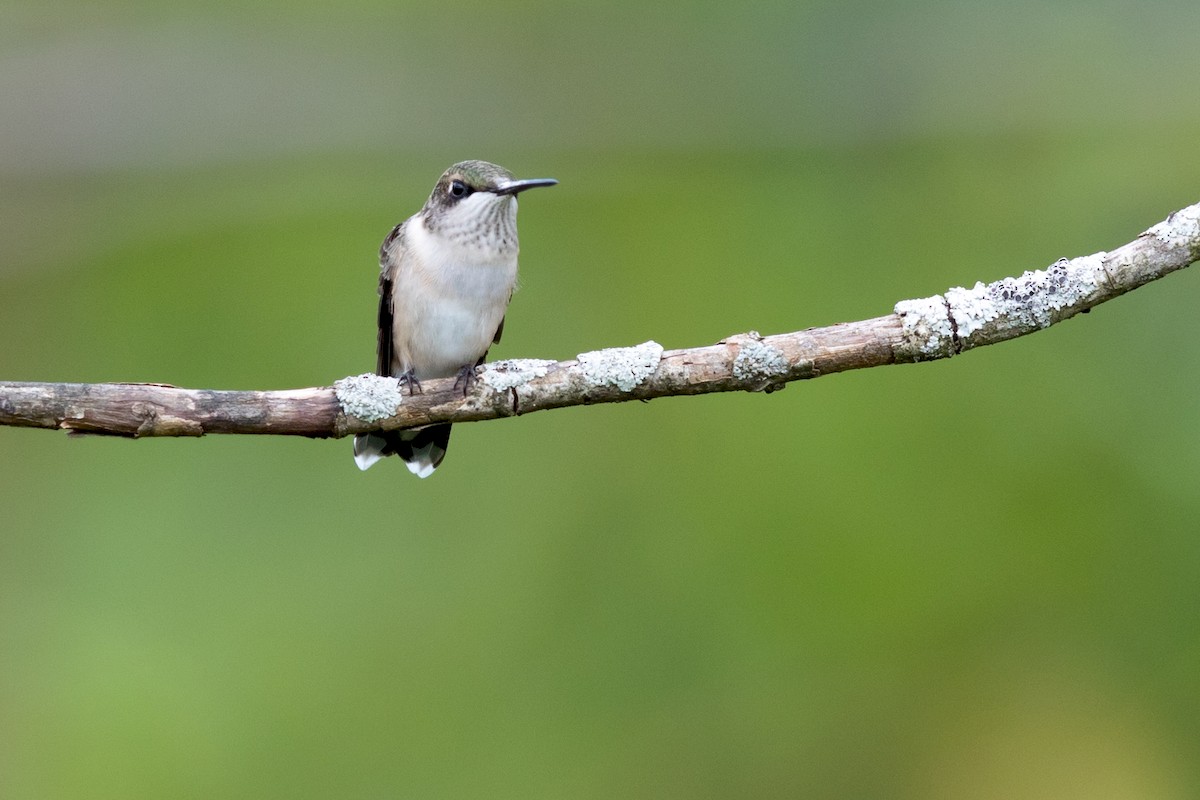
{"left": 449, "top": 179, "right": 470, "bottom": 199}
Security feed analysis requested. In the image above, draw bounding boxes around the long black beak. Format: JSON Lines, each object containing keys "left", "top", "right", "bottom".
{"left": 494, "top": 178, "right": 558, "bottom": 196}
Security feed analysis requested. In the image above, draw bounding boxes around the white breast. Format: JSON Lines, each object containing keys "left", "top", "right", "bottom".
{"left": 392, "top": 215, "right": 519, "bottom": 379}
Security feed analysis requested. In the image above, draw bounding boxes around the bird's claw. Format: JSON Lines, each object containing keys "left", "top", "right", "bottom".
{"left": 453, "top": 364, "right": 480, "bottom": 397}
{"left": 398, "top": 369, "right": 423, "bottom": 396}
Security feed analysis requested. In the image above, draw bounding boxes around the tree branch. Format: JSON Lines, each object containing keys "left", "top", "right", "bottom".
{"left": 3, "top": 202, "right": 1198, "bottom": 440}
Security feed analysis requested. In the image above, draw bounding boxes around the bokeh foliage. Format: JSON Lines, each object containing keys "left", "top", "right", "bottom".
{"left": 3, "top": 2, "right": 1200, "bottom": 797}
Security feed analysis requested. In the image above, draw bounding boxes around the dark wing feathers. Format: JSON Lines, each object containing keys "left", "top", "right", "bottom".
{"left": 491, "top": 290, "right": 513, "bottom": 344}
{"left": 375, "top": 223, "right": 404, "bottom": 377}
{"left": 376, "top": 272, "right": 394, "bottom": 376}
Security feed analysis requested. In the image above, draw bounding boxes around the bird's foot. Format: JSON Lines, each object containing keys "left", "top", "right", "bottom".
{"left": 453, "top": 363, "right": 481, "bottom": 397}
{"left": 398, "top": 369, "right": 423, "bottom": 396}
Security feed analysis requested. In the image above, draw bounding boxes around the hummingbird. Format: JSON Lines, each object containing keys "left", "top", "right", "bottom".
{"left": 353, "top": 160, "right": 557, "bottom": 477}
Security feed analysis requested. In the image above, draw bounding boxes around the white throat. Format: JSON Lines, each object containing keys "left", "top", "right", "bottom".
{"left": 424, "top": 193, "right": 520, "bottom": 259}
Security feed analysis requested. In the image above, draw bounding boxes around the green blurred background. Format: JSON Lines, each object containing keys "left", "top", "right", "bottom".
{"left": 3, "top": 1, "right": 1200, "bottom": 797}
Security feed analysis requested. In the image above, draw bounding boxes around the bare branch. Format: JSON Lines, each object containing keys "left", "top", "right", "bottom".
{"left": 2, "top": 202, "right": 1198, "bottom": 440}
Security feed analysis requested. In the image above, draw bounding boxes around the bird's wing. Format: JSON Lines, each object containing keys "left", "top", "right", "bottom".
{"left": 376, "top": 223, "right": 405, "bottom": 377}
{"left": 492, "top": 315, "right": 506, "bottom": 345}
{"left": 491, "top": 290, "right": 513, "bottom": 345}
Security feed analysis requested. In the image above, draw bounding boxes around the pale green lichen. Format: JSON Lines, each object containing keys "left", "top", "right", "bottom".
{"left": 334, "top": 373, "right": 402, "bottom": 422}
{"left": 897, "top": 252, "right": 1105, "bottom": 358}
{"left": 576, "top": 341, "right": 663, "bottom": 391}
{"left": 481, "top": 359, "right": 557, "bottom": 391}
{"left": 946, "top": 254, "right": 1102, "bottom": 343}
{"left": 1145, "top": 203, "right": 1200, "bottom": 250}
{"left": 894, "top": 295, "right": 953, "bottom": 358}
{"left": 732, "top": 337, "right": 789, "bottom": 383}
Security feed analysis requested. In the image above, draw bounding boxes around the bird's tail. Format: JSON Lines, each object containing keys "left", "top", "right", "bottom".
{"left": 353, "top": 424, "right": 453, "bottom": 478}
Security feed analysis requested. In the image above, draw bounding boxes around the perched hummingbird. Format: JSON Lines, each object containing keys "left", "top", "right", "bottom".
{"left": 353, "top": 160, "right": 557, "bottom": 477}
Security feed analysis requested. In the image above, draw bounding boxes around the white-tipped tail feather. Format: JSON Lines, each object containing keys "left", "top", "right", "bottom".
{"left": 353, "top": 433, "right": 387, "bottom": 471}
{"left": 404, "top": 459, "right": 437, "bottom": 479}
{"left": 352, "top": 426, "right": 451, "bottom": 478}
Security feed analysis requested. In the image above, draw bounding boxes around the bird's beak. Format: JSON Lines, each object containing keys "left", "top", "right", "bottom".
{"left": 494, "top": 178, "right": 558, "bottom": 196}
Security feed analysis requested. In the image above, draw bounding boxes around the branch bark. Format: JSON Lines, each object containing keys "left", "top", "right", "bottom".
{"left": 3, "top": 202, "right": 1198, "bottom": 440}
